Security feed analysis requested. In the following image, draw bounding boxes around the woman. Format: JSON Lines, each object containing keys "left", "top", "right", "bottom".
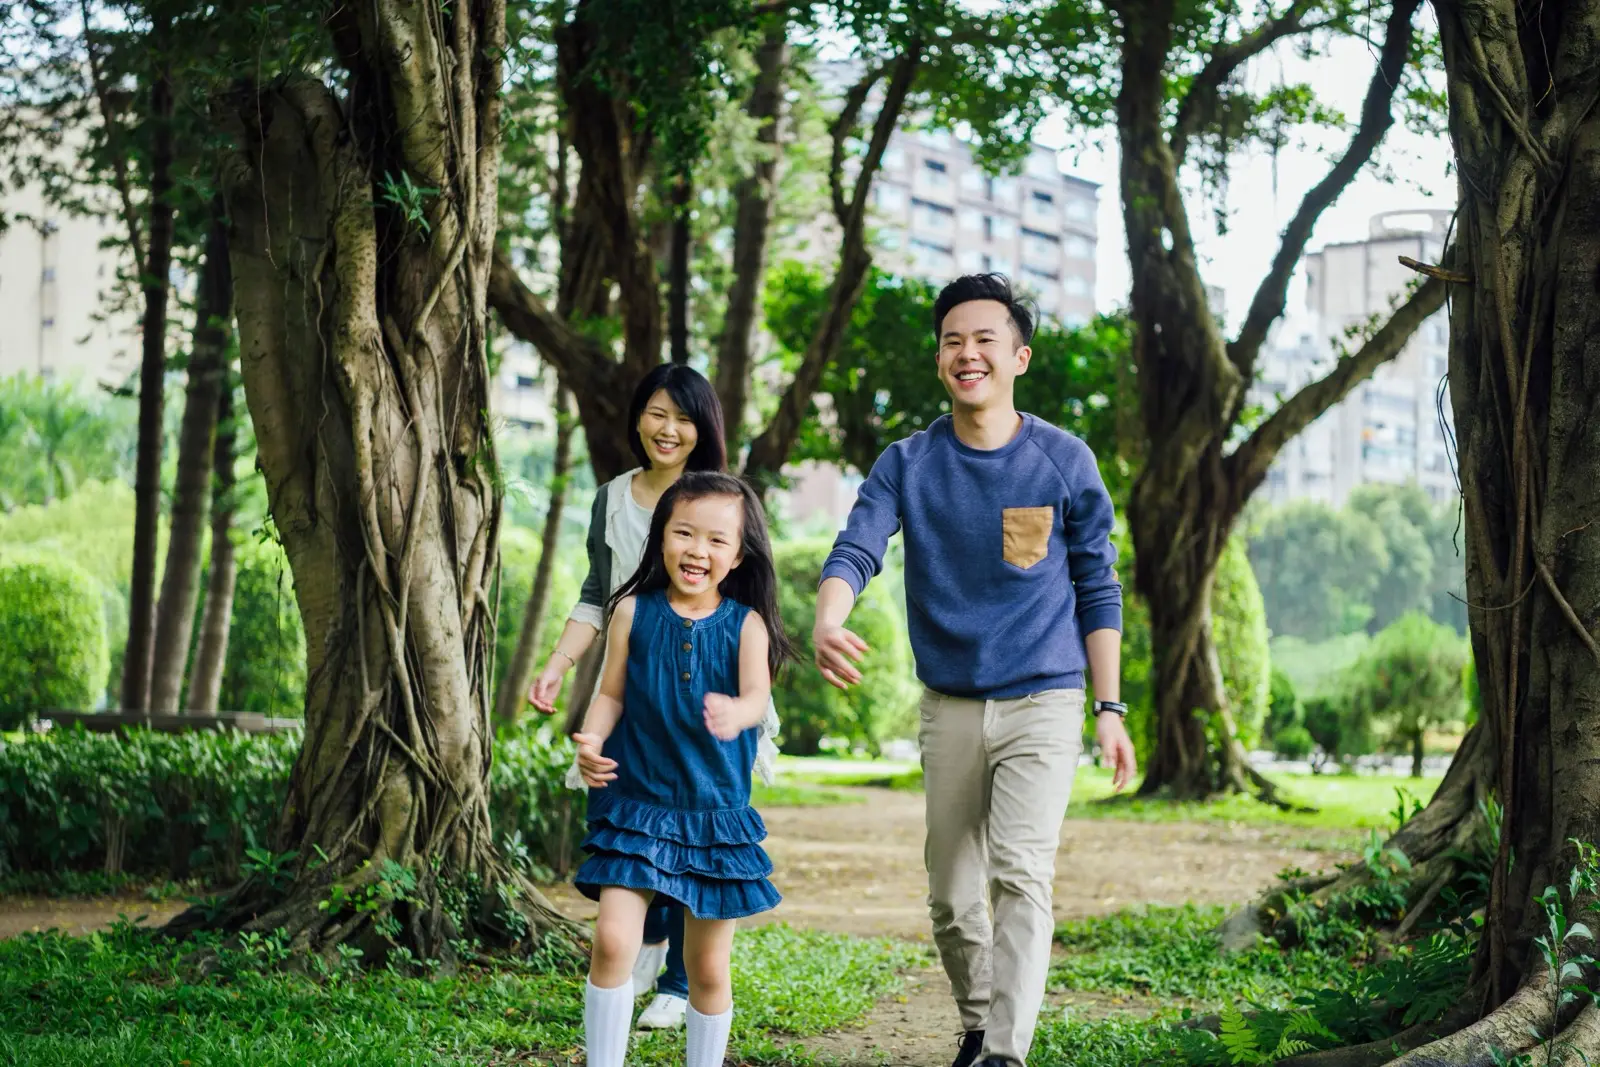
{"left": 530, "top": 363, "right": 781, "bottom": 1032}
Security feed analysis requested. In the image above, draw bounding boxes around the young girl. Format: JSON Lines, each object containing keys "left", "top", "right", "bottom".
{"left": 529, "top": 365, "right": 781, "bottom": 1029}
{"left": 573, "top": 471, "right": 795, "bottom": 1067}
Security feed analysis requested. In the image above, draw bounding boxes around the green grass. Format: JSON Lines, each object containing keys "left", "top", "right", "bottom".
{"left": 0, "top": 920, "right": 925, "bottom": 1066}
{"left": 1067, "top": 765, "right": 1442, "bottom": 833}
{"left": 783, "top": 755, "right": 1441, "bottom": 834}
{"left": 750, "top": 781, "right": 862, "bottom": 808}
{"left": 1051, "top": 904, "right": 1358, "bottom": 1006}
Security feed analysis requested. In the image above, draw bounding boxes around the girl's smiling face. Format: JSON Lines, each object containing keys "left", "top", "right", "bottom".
{"left": 662, "top": 493, "right": 743, "bottom": 600}
{"left": 636, "top": 388, "right": 700, "bottom": 471}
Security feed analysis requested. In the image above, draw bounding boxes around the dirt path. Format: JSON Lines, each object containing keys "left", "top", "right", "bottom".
{"left": 541, "top": 787, "right": 1349, "bottom": 940}
{"left": 0, "top": 895, "right": 186, "bottom": 941}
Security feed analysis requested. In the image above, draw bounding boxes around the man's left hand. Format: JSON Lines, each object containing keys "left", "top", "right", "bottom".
{"left": 1095, "top": 711, "right": 1138, "bottom": 792}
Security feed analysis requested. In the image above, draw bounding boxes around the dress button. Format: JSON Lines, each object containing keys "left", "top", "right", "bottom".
{"left": 683, "top": 619, "right": 692, "bottom": 628}
{"left": 682, "top": 642, "right": 692, "bottom": 652}
{"left": 681, "top": 671, "right": 691, "bottom": 681}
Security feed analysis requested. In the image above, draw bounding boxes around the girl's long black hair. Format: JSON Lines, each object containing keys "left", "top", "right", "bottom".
{"left": 628, "top": 364, "right": 728, "bottom": 473}
{"left": 608, "top": 471, "right": 797, "bottom": 680}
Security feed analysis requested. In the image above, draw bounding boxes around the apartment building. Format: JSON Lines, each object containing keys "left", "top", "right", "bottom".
{"left": 868, "top": 131, "right": 1099, "bottom": 327}
{"left": 0, "top": 183, "right": 139, "bottom": 386}
{"left": 1253, "top": 209, "right": 1456, "bottom": 507}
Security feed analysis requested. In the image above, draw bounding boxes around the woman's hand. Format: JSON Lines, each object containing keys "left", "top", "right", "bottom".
{"left": 573, "top": 732, "right": 617, "bottom": 788}
{"left": 528, "top": 659, "right": 567, "bottom": 714}
{"left": 703, "top": 693, "right": 759, "bottom": 741}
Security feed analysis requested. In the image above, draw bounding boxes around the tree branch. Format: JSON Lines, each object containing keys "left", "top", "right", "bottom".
{"left": 829, "top": 61, "right": 888, "bottom": 223}
{"left": 488, "top": 247, "right": 610, "bottom": 398}
{"left": 1169, "top": 0, "right": 1336, "bottom": 167}
{"left": 715, "top": 22, "right": 788, "bottom": 451}
{"left": 1226, "top": 272, "right": 1445, "bottom": 499}
{"left": 1227, "top": 0, "right": 1422, "bottom": 377}
{"left": 79, "top": 0, "right": 144, "bottom": 270}
{"left": 744, "top": 42, "right": 922, "bottom": 488}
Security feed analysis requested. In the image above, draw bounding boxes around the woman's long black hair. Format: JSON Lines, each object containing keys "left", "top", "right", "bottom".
{"left": 608, "top": 471, "right": 797, "bottom": 680}
{"left": 628, "top": 364, "right": 728, "bottom": 473}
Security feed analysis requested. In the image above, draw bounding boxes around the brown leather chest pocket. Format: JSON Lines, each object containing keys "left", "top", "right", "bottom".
{"left": 1002, "top": 506, "right": 1053, "bottom": 569}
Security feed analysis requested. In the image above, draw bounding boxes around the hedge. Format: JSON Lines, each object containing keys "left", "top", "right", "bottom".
{"left": 0, "top": 722, "right": 584, "bottom": 882}
{"left": 773, "top": 538, "right": 918, "bottom": 754}
{"left": 0, "top": 551, "right": 110, "bottom": 729}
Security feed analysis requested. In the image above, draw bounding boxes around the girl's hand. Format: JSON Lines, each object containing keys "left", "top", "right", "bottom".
{"left": 573, "top": 732, "right": 617, "bottom": 788}
{"left": 703, "top": 693, "right": 756, "bottom": 741}
{"left": 528, "top": 660, "right": 567, "bottom": 714}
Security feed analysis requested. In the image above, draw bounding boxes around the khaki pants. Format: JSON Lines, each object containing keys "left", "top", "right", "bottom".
{"left": 918, "top": 687, "right": 1085, "bottom": 1067}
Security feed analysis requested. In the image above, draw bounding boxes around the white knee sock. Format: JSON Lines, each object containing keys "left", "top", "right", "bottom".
{"left": 584, "top": 979, "right": 634, "bottom": 1067}
{"left": 686, "top": 1002, "right": 733, "bottom": 1067}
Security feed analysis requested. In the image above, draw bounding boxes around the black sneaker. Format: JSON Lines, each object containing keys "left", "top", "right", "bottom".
{"left": 951, "top": 1030, "right": 986, "bottom": 1067}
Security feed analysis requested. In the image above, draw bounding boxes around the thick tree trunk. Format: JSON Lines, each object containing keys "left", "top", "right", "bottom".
{"left": 713, "top": 22, "right": 787, "bottom": 453}
{"left": 493, "top": 385, "right": 575, "bottom": 726}
{"left": 150, "top": 200, "right": 233, "bottom": 713}
{"left": 186, "top": 378, "right": 238, "bottom": 715}
{"left": 1232, "top": 11, "right": 1600, "bottom": 1063}
{"left": 120, "top": 21, "right": 175, "bottom": 713}
{"left": 167, "top": 0, "right": 577, "bottom": 962}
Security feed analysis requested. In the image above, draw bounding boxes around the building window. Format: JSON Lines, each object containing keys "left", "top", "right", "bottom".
{"left": 913, "top": 198, "right": 954, "bottom": 230}
{"left": 959, "top": 208, "right": 982, "bottom": 233}
{"left": 1021, "top": 227, "right": 1060, "bottom": 264}
{"left": 1031, "top": 190, "right": 1055, "bottom": 205}
{"left": 1063, "top": 273, "right": 1089, "bottom": 297}
{"left": 875, "top": 184, "right": 907, "bottom": 211}
{"left": 1064, "top": 235, "right": 1093, "bottom": 260}
{"left": 1065, "top": 198, "right": 1094, "bottom": 223}
{"left": 515, "top": 375, "right": 537, "bottom": 390}
{"left": 959, "top": 169, "right": 984, "bottom": 194}
{"left": 958, "top": 249, "right": 983, "bottom": 273}
{"left": 909, "top": 237, "right": 955, "bottom": 276}
{"left": 922, "top": 159, "right": 950, "bottom": 187}
{"left": 880, "top": 227, "right": 904, "bottom": 250}
{"left": 42, "top": 317, "right": 55, "bottom": 328}
{"left": 989, "top": 255, "right": 1013, "bottom": 277}
{"left": 1022, "top": 264, "right": 1059, "bottom": 285}
{"left": 1026, "top": 153, "right": 1057, "bottom": 180}
{"left": 883, "top": 146, "right": 905, "bottom": 170}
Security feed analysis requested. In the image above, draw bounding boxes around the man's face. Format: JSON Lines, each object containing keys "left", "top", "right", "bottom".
{"left": 936, "top": 298, "right": 1031, "bottom": 412}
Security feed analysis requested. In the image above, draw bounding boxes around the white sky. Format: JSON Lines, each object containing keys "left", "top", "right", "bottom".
{"left": 1031, "top": 31, "right": 1458, "bottom": 330}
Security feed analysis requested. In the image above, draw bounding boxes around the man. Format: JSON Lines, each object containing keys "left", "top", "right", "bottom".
{"left": 812, "top": 274, "right": 1137, "bottom": 1067}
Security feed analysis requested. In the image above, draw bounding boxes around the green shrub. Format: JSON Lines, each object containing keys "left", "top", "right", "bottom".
{"left": 0, "top": 481, "right": 154, "bottom": 706}
{"left": 1212, "top": 535, "right": 1270, "bottom": 746}
{"left": 219, "top": 537, "right": 307, "bottom": 715}
{"left": 1270, "top": 724, "right": 1316, "bottom": 762}
{"left": 1266, "top": 666, "right": 1303, "bottom": 738}
{"left": 773, "top": 538, "right": 917, "bottom": 755}
{"left": 1117, "top": 534, "right": 1270, "bottom": 757}
{"left": 1342, "top": 611, "right": 1468, "bottom": 775}
{"left": 0, "top": 552, "right": 110, "bottom": 728}
{"left": 0, "top": 722, "right": 582, "bottom": 880}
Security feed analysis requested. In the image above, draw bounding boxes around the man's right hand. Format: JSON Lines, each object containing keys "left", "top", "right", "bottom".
{"left": 527, "top": 661, "right": 566, "bottom": 714}
{"left": 814, "top": 624, "right": 869, "bottom": 690}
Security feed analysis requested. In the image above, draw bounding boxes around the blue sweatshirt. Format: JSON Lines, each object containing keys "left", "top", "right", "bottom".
{"left": 821, "top": 414, "right": 1122, "bottom": 699}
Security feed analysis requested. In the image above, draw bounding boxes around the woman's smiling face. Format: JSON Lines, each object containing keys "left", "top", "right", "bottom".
{"left": 636, "top": 388, "right": 700, "bottom": 471}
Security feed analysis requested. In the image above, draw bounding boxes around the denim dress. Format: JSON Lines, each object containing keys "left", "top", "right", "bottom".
{"left": 574, "top": 590, "right": 781, "bottom": 920}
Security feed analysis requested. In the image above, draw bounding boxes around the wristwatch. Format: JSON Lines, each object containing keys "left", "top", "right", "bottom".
{"left": 1093, "top": 700, "right": 1128, "bottom": 718}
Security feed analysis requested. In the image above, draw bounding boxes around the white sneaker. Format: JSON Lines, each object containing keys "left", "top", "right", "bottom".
{"left": 630, "top": 942, "right": 668, "bottom": 997}
{"left": 636, "top": 993, "right": 688, "bottom": 1031}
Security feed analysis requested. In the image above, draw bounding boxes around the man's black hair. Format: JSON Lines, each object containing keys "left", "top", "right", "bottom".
{"left": 932, "top": 273, "right": 1035, "bottom": 347}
